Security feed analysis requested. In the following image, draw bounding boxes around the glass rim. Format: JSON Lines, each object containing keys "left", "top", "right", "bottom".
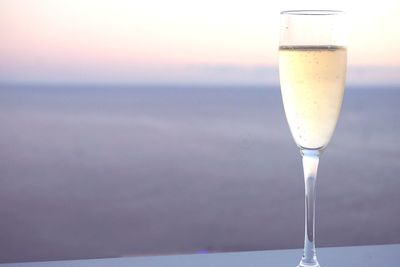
{"left": 280, "top": 10, "right": 345, "bottom": 16}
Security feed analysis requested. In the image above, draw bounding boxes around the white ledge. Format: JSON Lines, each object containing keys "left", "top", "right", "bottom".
{"left": 1, "top": 244, "right": 399, "bottom": 267}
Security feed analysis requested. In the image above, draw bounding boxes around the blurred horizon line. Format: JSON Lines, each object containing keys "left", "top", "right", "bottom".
{"left": 0, "top": 82, "right": 399, "bottom": 89}
{"left": 0, "top": 65, "right": 399, "bottom": 87}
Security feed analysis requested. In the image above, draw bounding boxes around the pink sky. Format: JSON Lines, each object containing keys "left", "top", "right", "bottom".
{"left": 1, "top": 0, "right": 399, "bottom": 84}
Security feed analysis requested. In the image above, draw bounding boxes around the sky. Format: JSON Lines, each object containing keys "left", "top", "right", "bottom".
{"left": 0, "top": 0, "right": 400, "bottom": 85}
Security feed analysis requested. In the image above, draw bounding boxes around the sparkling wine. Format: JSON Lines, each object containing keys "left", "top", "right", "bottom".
{"left": 279, "top": 45, "right": 347, "bottom": 149}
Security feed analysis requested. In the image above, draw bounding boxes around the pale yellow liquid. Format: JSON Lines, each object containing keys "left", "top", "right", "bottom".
{"left": 279, "top": 46, "right": 347, "bottom": 149}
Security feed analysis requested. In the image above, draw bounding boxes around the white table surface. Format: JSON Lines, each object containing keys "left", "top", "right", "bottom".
{"left": 1, "top": 244, "right": 398, "bottom": 267}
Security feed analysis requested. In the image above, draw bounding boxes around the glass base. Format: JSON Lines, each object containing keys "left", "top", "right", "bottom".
{"left": 298, "top": 260, "right": 320, "bottom": 267}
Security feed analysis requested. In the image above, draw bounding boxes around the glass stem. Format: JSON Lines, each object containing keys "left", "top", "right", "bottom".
{"left": 299, "top": 149, "right": 320, "bottom": 267}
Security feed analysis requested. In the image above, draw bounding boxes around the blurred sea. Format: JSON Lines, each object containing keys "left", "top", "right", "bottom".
{"left": 0, "top": 84, "right": 399, "bottom": 263}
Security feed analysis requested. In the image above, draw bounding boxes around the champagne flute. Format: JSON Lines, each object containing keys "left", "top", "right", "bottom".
{"left": 278, "top": 10, "right": 347, "bottom": 267}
